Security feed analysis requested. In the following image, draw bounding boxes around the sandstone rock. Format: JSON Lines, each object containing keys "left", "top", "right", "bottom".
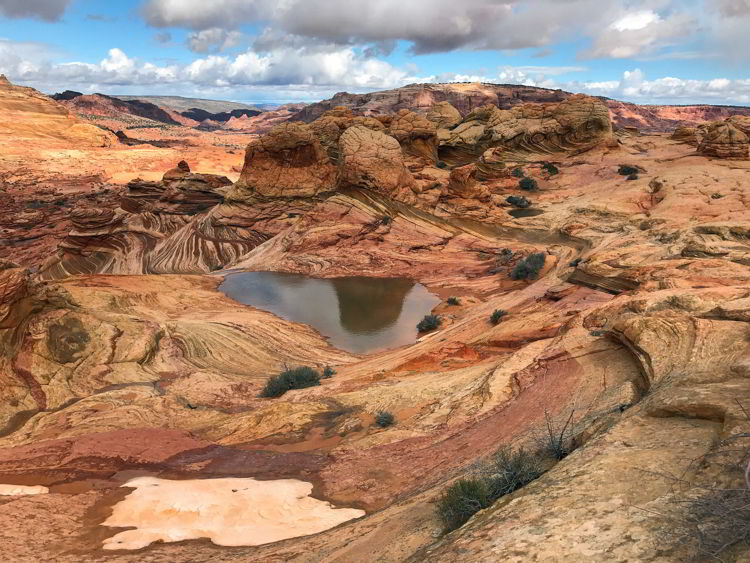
{"left": 670, "top": 126, "right": 699, "bottom": 145}
{"left": 338, "top": 125, "right": 416, "bottom": 202}
{"left": 698, "top": 121, "right": 749, "bottom": 158}
{"left": 389, "top": 109, "right": 438, "bottom": 161}
{"left": 426, "top": 101, "right": 462, "bottom": 129}
{"left": 234, "top": 122, "right": 337, "bottom": 198}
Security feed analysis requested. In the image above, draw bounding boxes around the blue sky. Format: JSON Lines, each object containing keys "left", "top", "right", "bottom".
{"left": 1, "top": 0, "right": 749, "bottom": 105}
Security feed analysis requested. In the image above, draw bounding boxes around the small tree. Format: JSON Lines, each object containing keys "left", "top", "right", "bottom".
{"left": 322, "top": 366, "right": 336, "bottom": 378}
{"left": 447, "top": 297, "right": 460, "bottom": 306}
{"left": 519, "top": 177, "right": 538, "bottom": 191}
{"left": 511, "top": 167, "right": 525, "bottom": 178}
{"left": 375, "top": 411, "right": 394, "bottom": 427}
{"left": 511, "top": 252, "right": 546, "bottom": 280}
{"left": 417, "top": 314, "right": 441, "bottom": 333}
{"left": 541, "top": 162, "right": 559, "bottom": 175}
{"left": 506, "top": 195, "right": 531, "bottom": 208}
{"left": 260, "top": 367, "right": 321, "bottom": 398}
{"left": 490, "top": 309, "right": 507, "bottom": 325}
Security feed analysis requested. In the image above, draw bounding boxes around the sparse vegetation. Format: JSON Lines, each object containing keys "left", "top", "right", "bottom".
{"left": 541, "top": 162, "right": 559, "bottom": 175}
{"left": 627, "top": 173, "right": 639, "bottom": 181}
{"left": 436, "top": 160, "right": 448, "bottom": 169}
{"left": 511, "top": 167, "right": 525, "bottom": 178}
{"left": 477, "top": 447, "right": 545, "bottom": 502}
{"left": 506, "top": 195, "right": 532, "bottom": 208}
{"left": 417, "top": 314, "right": 441, "bottom": 333}
{"left": 618, "top": 165, "right": 639, "bottom": 176}
{"left": 436, "top": 478, "right": 490, "bottom": 532}
{"left": 534, "top": 409, "right": 575, "bottom": 460}
{"left": 519, "top": 178, "right": 538, "bottom": 191}
{"left": 490, "top": 309, "right": 507, "bottom": 325}
{"left": 437, "top": 447, "right": 546, "bottom": 533}
{"left": 447, "top": 297, "right": 460, "bottom": 306}
{"left": 322, "top": 366, "right": 336, "bottom": 378}
{"left": 259, "top": 366, "right": 321, "bottom": 398}
{"left": 511, "top": 252, "right": 546, "bottom": 281}
{"left": 570, "top": 258, "right": 582, "bottom": 267}
{"left": 375, "top": 411, "right": 395, "bottom": 427}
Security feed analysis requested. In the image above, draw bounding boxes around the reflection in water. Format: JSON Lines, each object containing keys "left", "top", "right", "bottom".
{"left": 219, "top": 272, "right": 440, "bottom": 354}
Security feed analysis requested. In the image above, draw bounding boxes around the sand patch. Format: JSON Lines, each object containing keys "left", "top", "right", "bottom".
{"left": 0, "top": 484, "right": 49, "bottom": 496}
{"left": 102, "top": 476, "right": 365, "bottom": 550}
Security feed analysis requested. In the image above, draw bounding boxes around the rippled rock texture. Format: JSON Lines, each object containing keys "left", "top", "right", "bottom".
{"left": 2, "top": 82, "right": 750, "bottom": 562}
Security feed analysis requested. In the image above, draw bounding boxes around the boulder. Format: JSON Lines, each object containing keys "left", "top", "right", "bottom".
{"left": 698, "top": 122, "right": 749, "bottom": 159}
{"left": 235, "top": 122, "right": 337, "bottom": 198}
{"left": 426, "top": 101, "right": 462, "bottom": 129}
{"left": 338, "top": 125, "right": 416, "bottom": 202}
{"left": 670, "top": 126, "right": 699, "bottom": 146}
{"left": 388, "top": 109, "right": 438, "bottom": 161}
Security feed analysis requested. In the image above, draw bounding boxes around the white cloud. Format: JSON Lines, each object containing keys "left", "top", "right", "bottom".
{"left": 610, "top": 10, "right": 661, "bottom": 32}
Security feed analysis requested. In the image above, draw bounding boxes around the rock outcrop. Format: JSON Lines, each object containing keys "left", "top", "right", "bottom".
{"left": 234, "top": 122, "right": 337, "bottom": 198}
{"left": 698, "top": 121, "right": 749, "bottom": 158}
{"left": 426, "top": 101, "right": 462, "bottom": 129}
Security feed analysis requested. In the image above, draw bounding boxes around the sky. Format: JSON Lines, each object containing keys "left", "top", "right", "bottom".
{"left": 0, "top": 0, "right": 749, "bottom": 106}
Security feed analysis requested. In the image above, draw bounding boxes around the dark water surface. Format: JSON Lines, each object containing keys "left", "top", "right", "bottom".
{"left": 219, "top": 272, "right": 440, "bottom": 354}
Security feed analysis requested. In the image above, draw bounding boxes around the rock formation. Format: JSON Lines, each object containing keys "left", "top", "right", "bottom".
{"left": 698, "top": 120, "right": 750, "bottom": 158}
{"left": 4, "top": 80, "right": 750, "bottom": 563}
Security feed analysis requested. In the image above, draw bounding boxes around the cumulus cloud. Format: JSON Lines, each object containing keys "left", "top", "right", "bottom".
{"left": 187, "top": 28, "right": 244, "bottom": 53}
{"left": 0, "top": 0, "right": 71, "bottom": 21}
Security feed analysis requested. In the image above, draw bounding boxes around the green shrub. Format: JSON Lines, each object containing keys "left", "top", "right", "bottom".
{"left": 447, "top": 297, "right": 460, "bottom": 306}
{"left": 490, "top": 309, "right": 507, "bottom": 325}
{"left": 506, "top": 195, "right": 531, "bottom": 208}
{"left": 417, "top": 314, "right": 441, "bottom": 333}
{"left": 322, "top": 366, "right": 336, "bottom": 378}
{"left": 511, "top": 167, "right": 525, "bottom": 178}
{"left": 511, "top": 252, "right": 546, "bottom": 280}
{"left": 436, "top": 160, "right": 448, "bottom": 169}
{"left": 541, "top": 162, "right": 559, "bottom": 175}
{"left": 436, "top": 479, "right": 490, "bottom": 532}
{"left": 618, "top": 165, "right": 639, "bottom": 176}
{"left": 626, "top": 173, "right": 639, "bottom": 181}
{"left": 519, "top": 178, "right": 538, "bottom": 191}
{"left": 375, "top": 411, "right": 394, "bottom": 427}
{"left": 260, "top": 366, "right": 321, "bottom": 398}
{"left": 480, "top": 448, "right": 544, "bottom": 503}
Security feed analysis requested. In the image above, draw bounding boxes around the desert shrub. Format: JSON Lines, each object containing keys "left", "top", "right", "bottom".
{"left": 478, "top": 448, "right": 545, "bottom": 503}
{"left": 541, "top": 162, "right": 559, "bottom": 175}
{"left": 322, "top": 366, "right": 336, "bottom": 378}
{"left": 519, "top": 178, "right": 538, "bottom": 191}
{"left": 627, "top": 173, "right": 639, "bottom": 181}
{"left": 618, "top": 165, "right": 639, "bottom": 176}
{"left": 506, "top": 195, "right": 531, "bottom": 208}
{"left": 534, "top": 409, "right": 575, "bottom": 460}
{"left": 375, "top": 411, "right": 394, "bottom": 427}
{"left": 436, "top": 160, "right": 448, "bottom": 169}
{"left": 711, "top": 192, "right": 723, "bottom": 199}
{"left": 447, "top": 297, "right": 460, "bottom": 306}
{"left": 417, "top": 314, "right": 441, "bottom": 333}
{"left": 490, "top": 309, "right": 507, "bottom": 325}
{"left": 570, "top": 258, "right": 582, "bottom": 267}
{"left": 260, "top": 366, "right": 321, "bottom": 398}
{"left": 436, "top": 479, "right": 490, "bottom": 532}
{"left": 511, "top": 252, "right": 546, "bottom": 280}
{"left": 511, "top": 167, "right": 525, "bottom": 178}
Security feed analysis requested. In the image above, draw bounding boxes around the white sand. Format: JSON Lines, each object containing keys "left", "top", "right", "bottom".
{"left": 0, "top": 484, "right": 49, "bottom": 496}
{"left": 102, "top": 476, "right": 365, "bottom": 550}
